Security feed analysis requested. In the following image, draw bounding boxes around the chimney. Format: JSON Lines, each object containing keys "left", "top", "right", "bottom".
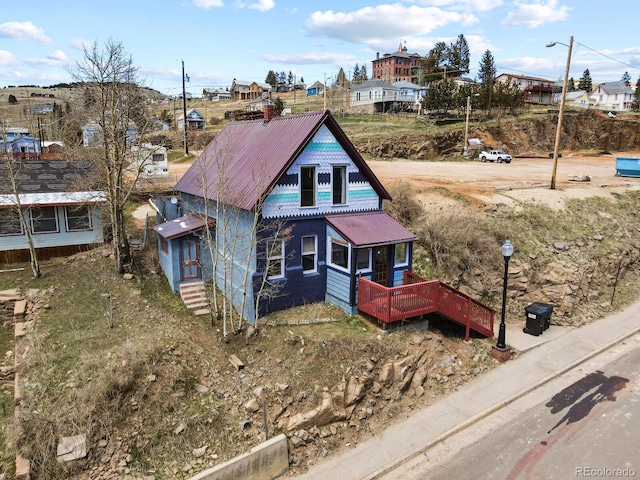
{"left": 376, "top": 52, "right": 380, "bottom": 60}
{"left": 264, "top": 104, "right": 276, "bottom": 122}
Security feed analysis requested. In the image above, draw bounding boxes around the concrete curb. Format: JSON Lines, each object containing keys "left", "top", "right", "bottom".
{"left": 363, "top": 324, "right": 640, "bottom": 480}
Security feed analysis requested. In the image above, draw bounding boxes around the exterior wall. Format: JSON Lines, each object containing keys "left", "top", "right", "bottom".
{"left": 0, "top": 205, "right": 103, "bottom": 253}
{"left": 348, "top": 88, "right": 398, "bottom": 108}
{"left": 262, "top": 125, "right": 380, "bottom": 219}
{"left": 372, "top": 54, "right": 421, "bottom": 83}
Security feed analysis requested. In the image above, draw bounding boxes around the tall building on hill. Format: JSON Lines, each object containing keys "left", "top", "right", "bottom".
{"left": 372, "top": 42, "right": 422, "bottom": 85}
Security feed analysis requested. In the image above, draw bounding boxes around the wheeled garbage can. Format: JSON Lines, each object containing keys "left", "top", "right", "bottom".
{"left": 523, "top": 302, "right": 553, "bottom": 336}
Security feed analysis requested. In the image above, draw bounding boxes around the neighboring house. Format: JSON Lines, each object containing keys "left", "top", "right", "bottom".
{"left": 0, "top": 159, "right": 106, "bottom": 263}
{"left": 131, "top": 144, "right": 168, "bottom": 176}
{"left": 306, "top": 81, "right": 325, "bottom": 97}
{"left": 0, "top": 136, "right": 41, "bottom": 159}
{"left": 32, "top": 104, "right": 54, "bottom": 114}
{"left": 82, "top": 120, "right": 137, "bottom": 147}
{"left": 177, "top": 109, "right": 206, "bottom": 131}
{"left": 230, "top": 80, "right": 271, "bottom": 101}
{"left": 590, "top": 81, "right": 635, "bottom": 111}
{"left": 553, "top": 90, "right": 593, "bottom": 109}
{"left": 202, "top": 88, "right": 231, "bottom": 101}
{"left": 496, "top": 73, "right": 556, "bottom": 104}
{"left": 346, "top": 79, "right": 399, "bottom": 113}
{"left": 152, "top": 108, "right": 417, "bottom": 324}
{"left": 246, "top": 98, "right": 274, "bottom": 112}
{"left": 372, "top": 43, "right": 423, "bottom": 84}
{"left": 151, "top": 119, "right": 170, "bottom": 132}
{"left": 3, "top": 128, "right": 29, "bottom": 143}
{"left": 392, "top": 80, "right": 427, "bottom": 110}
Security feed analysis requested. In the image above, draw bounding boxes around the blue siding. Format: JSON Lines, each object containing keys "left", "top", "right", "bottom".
{"left": 326, "top": 268, "right": 354, "bottom": 313}
{"left": 0, "top": 205, "right": 103, "bottom": 252}
{"left": 262, "top": 125, "right": 380, "bottom": 219}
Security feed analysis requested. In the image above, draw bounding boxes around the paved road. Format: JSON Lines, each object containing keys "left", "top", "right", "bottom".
{"left": 382, "top": 337, "right": 640, "bottom": 480}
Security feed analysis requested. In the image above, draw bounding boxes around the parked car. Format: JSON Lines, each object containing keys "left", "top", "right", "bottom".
{"left": 479, "top": 150, "right": 512, "bottom": 163}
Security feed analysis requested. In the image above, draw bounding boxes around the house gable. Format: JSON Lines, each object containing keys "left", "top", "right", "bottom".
{"left": 262, "top": 124, "right": 380, "bottom": 218}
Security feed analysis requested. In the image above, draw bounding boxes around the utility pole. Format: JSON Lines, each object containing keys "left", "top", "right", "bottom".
{"left": 182, "top": 59, "right": 189, "bottom": 155}
{"left": 323, "top": 73, "right": 327, "bottom": 110}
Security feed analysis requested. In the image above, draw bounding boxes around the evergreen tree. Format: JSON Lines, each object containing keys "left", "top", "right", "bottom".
{"left": 578, "top": 69, "right": 593, "bottom": 92}
{"left": 446, "top": 34, "right": 470, "bottom": 76}
{"left": 360, "top": 65, "right": 368, "bottom": 81}
{"left": 274, "top": 96, "right": 285, "bottom": 116}
{"left": 567, "top": 77, "right": 576, "bottom": 92}
{"left": 8, "top": 94, "right": 17, "bottom": 104}
{"left": 336, "top": 67, "right": 347, "bottom": 87}
{"left": 621, "top": 71, "right": 631, "bottom": 84}
{"left": 631, "top": 76, "right": 640, "bottom": 112}
{"left": 353, "top": 64, "right": 361, "bottom": 83}
{"left": 287, "top": 71, "right": 293, "bottom": 85}
{"left": 477, "top": 50, "right": 496, "bottom": 114}
{"left": 265, "top": 70, "right": 277, "bottom": 87}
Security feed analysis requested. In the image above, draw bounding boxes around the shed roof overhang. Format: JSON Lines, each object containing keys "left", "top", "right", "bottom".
{"left": 152, "top": 213, "right": 216, "bottom": 240}
{"left": 325, "top": 210, "right": 416, "bottom": 248}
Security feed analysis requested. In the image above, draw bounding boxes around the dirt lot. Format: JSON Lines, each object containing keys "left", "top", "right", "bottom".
{"left": 366, "top": 150, "right": 640, "bottom": 210}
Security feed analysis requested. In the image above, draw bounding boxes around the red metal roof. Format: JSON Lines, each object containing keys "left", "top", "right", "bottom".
{"left": 325, "top": 211, "right": 416, "bottom": 247}
{"left": 174, "top": 110, "right": 391, "bottom": 211}
{"left": 152, "top": 214, "right": 215, "bottom": 240}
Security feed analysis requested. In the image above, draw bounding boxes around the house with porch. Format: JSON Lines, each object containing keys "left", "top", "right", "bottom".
{"left": 0, "top": 159, "right": 106, "bottom": 263}
{"left": 346, "top": 79, "right": 400, "bottom": 113}
{"left": 590, "top": 81, "right": 635, "bottom": 111}
{"left": 177, "top": 109, "right": 206, "bottom": 131}
{"left": 152, "top": 107, "right": 418, "bottom": 324}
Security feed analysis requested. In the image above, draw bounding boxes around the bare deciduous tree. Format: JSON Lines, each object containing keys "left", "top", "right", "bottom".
{"left": 70, "top": 38, "right": 152, "bottom": 273}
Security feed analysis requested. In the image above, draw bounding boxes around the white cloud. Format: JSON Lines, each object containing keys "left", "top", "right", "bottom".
{"left": 248, "top": 0, "right": 275, "bottom": 11}
{"left": 70, "top": 38, "right": 92, "bottom": 51}
{"left": 263, "top": 52, "right": 355, "bottom": 65}
{"left": 501, "top": 0, "right": 571, "bottom": 28}
{"left": 24, "top": 49, "right": 68, "bottom": 67}
{"left": 47, "top": 50, "right": 68, "bottom": 62}
{"left": 402, "top": 0, "right": 501, "bottom": 12}
{"left": 0, "top": 21, "right": 52, "bottom": 44}
{"left": 307, "top": 4, "right": 470, "bottom": 43}
{"left": 193, "top": 0, "right": 224, "bottom": 8}
{"left": 0, "top": 50, "right": 17, "bottom": 66}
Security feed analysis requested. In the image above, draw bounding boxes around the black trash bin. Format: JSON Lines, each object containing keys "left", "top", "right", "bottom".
{"left": 523, "top": 302, "right": 553, "bottom": 336}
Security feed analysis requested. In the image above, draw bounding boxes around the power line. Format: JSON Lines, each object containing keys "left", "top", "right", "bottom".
{"left": 575, "top": 42, "right": 640, "bottom": 73}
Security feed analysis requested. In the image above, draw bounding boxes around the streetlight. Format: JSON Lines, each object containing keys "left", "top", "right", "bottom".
{"left": 547, "top": 36, "right": 574, "bottom": 189}
{"left": 496, "top": 239, "right": 514, "bottom": 351}
{"left": 463, "top": 94, "right": 480, "bottom": 158}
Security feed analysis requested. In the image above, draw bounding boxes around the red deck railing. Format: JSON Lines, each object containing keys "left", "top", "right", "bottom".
{"left": 357, "top": 271, "right": 495, "bottom": 341}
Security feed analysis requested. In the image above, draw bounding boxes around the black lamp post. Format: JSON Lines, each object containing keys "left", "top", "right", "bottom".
{"left": 496, "top": 239, "right": 514, "bottom": 350}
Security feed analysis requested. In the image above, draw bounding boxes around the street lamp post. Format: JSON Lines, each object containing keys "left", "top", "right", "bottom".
{"left": 547, "top": 36, "right": 574, "bottom": 190}
{"left": 463, "top": 94, "right": 480, "bottom": 158}
{"left": 496, "top": 239, "right": 514, "bottom": 352}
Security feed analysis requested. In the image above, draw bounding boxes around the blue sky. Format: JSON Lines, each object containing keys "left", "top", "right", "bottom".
{"left": 1, "top": 0, "right": 639, "bottom": 97}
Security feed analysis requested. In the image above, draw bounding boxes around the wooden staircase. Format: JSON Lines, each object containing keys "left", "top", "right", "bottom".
{"left": 179, "top": 281, "right": 211, "bottom": 316}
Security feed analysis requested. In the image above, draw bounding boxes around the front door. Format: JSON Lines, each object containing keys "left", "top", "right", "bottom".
{"left": 373, "top": 246, "right": 389, "bottom": 286}
{"left": 181, "top": 238, "right": 200, "bottom": 280}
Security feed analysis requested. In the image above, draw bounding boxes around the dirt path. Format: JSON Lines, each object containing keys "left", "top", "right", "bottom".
{"left": 367, "top": 151, "right": 640, "bottom": 210}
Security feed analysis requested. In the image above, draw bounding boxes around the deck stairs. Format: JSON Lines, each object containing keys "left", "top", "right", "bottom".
{"left": 179, "top": 281, "right": 211, "bottom": 316}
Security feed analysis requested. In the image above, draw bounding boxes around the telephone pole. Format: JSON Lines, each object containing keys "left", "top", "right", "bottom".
{"left": 182, "top": 60, "right": 188, "bottom": 155}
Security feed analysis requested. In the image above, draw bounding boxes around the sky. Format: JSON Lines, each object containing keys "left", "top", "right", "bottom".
{"left": 2, "top": 0, "right": 640, "bottom": 97}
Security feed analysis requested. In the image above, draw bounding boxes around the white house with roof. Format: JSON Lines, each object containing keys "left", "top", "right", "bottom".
{"left": 346, "top": 80, "right": 400, "bottom": 113}
{"left": 392, "top": 80, "right": 427, "bottom": 110}
{"left": 590, "top": 81, "right": 635, "bottom": 111}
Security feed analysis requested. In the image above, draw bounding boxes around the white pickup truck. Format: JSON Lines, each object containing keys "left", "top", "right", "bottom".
{"left": 479, "top": 150, "right": 512, "bottom": 163}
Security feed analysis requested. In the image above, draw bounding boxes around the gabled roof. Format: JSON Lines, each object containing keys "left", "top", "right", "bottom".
{"left": 593, "top": 81, "right": 634, "bottom": 95}
{"left": 174, "top": 110, "right": 391, "bottom": 212}
{"left": 350, "top": 79, "right": 399, "bottom": 92}
{"left": 393, "top": 80, "right": 423, "bottom": 90}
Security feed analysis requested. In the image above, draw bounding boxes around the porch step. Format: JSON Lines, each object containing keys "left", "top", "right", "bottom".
{"left": 179, "top": 281, "right": 210, "bottom": 316}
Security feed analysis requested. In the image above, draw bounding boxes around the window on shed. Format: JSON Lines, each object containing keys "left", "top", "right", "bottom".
{"left": 300, "top": 166, "right": 316, "bottom": 207}
{"left": 66, "top": 205, "right": 92, "bottom": 231}
{"left": 0, "top": 209, "right": 22, "bottom": 235}
{"left": 356, "top": 248, "right": 371, "bottom": 271}
{"left": 30, "top": 206, "right": 58, "bottom": 233}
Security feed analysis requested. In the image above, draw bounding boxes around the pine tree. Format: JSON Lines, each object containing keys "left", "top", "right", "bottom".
{"left": 631, "top": 76, "right": 640, "bottom": 112}
{"left": 567, "top": 77, "right": 576, "bottom": 92}
{"left": 336, "top": 67, "right": 347, "bottom": 87}
{"left": 477, "top": 50, "right": 496, "bottom": 113}
{"left": 578, "top": 69, "right": 593, "bottom": 92}
{"left": 621, "top": 71, "right": 631, "bottom": 84}
{"left": 265, "top": 71, "right": 277, "bottom": 87}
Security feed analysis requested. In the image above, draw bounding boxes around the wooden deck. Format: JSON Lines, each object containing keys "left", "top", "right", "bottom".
{"left": 357, "top": 271, "right": 494, "bottom": 341}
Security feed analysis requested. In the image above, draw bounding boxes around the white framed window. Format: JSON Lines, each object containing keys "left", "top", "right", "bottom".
{"left": 30, "top": 206, "right": 58, "bottom": 234}
{"left": 394, "top": 242, "right": 408, "bottom": 266}
{"left": 300, "top": 165, "right": 316, "bottom": 207}
{"left": 332, "top": 166, "right": 347, "bottom": 205}
{"left": 267, "top": 239, "right": 285, "bottom": 279}
{"left": 301, "top": 235, "right": 317, "bottom": 274}
{"left": 65, "top": 205, "right": 92, "bottom": 232}
{"left": 329, "top": 238, "right": 349, "bottom": 271}
{"left": 0, "top": 209, "right": 23, "bottom": 236}
{"left": 356, "top": 248, "right": 371, "bottom": 272}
